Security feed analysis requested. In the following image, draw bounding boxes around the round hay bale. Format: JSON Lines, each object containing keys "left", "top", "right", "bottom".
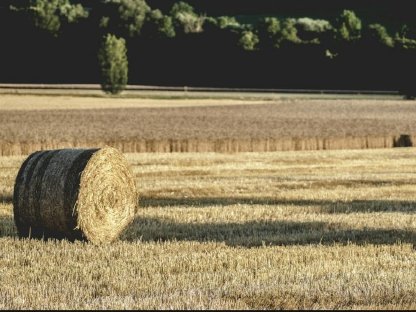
{"left": 13, "top": 147, "right": 138, "bottom": 244}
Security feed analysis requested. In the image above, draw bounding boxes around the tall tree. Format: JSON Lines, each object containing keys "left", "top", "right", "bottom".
{"left": 98, "top": 34, "right": 128, "bottom": 94}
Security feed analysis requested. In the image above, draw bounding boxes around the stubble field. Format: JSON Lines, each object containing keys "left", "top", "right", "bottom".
{"left": 0, "top": 94, "right": 416, "bottom": 155}
{"left": 1, "top": 149, "right": 415, "bottom": 309}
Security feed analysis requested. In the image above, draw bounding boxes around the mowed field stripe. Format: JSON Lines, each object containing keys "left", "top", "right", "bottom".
{"left": 0, "top": 94, "right": 270, "bottom": 110}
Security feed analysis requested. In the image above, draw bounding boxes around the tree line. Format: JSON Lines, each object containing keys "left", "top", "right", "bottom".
{"left": 0, "top": 0, "right": 415, "bottom": 96}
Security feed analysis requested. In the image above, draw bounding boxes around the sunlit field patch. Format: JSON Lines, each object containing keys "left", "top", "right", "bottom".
{"left": 0, "top": 148, "right": 415, "bottom": 309}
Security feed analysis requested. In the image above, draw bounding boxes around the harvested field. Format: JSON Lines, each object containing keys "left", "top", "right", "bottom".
{"left": 0, "top": 95, "right": 416, "bottom": 155}
{"left": 0, "top": 148, "right": 415, "bottom": 309}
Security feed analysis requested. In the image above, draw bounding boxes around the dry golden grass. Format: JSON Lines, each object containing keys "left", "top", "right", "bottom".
{"left": 0, "top": 94, "right": 416, "bottom": 155}
{"left": 0, "top": 94, "right": 270, "bottom": 110}
{"left": 0, "top": 148, "right": 415, "bottom": 309}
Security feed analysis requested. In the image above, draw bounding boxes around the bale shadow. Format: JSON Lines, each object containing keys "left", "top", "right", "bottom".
{"left": 123, "top": 216, "right": 416, "bottom": 247}
{"left": 0, "top": 215, "right": 17, "bottom": 238}
{"left": 0, "top": 214, "right": 85, "bottom": 242}
{"left": 130, "top": 196, "right": 416, "bottom": 247}
{"left": 3, "top": 195, "right": 415, "bottom": 246}
{"left": 0, "top": 194, "right": 13, "bottom": 204}
{"left": 140, "top": 196, "right": 416, "bottom": 214}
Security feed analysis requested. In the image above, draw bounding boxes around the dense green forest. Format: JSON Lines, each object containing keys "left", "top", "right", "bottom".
{"left": 0, "top": 0, "right": 415, "bottom": 94}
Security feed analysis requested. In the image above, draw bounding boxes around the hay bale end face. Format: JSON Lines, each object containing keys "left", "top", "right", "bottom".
{"left": 13, "top": 147, "right": 138, "bottom": 244}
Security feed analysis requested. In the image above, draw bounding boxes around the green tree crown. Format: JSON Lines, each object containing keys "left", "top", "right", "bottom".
{"left": 336, "top": 10, "right": 362, "bottom": 42}
{"left": 170, "top": 1, "right": 204, "bottom": 34}
{"left": 365, "top": 24, "right": 394, "bottom": 48}
{"left": 101, "top": 0, "right": 151, "bottom": 38}
{"left": 238, "top": 30, "right": 259, "bottom": 51}
{"left": 98, "top": 34, "right": 129, "bottom": 95}
{"left": 12, "top": 0, "right": 88, "bottom": 36}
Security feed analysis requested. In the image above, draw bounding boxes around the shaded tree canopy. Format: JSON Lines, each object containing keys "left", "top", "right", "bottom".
{"left": 99, "top": 0, "right": 151, "bottom": 37}
{"left": 336, "top": 10, "right": 362, "bottom": 42}
{"left": 0, "top": 0, "right": 415, "bottom": 94}
{"left": 10, "top": 0, "right": 88, "bottom": 35}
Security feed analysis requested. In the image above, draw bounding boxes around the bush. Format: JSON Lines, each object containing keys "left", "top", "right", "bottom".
{"left": 295, "top": 17, "right": 332, "bottom": 44}
{"left": 336, "top": 10, "right": 362, "bottom": 42}
{"left": 170, "top": 1, "right": 195, "bottom": 17}
{"left": 100, "top": 0, "right": 151, "bottom": 38}
{"left": 395, "top": 25, "right": 416, "bottom": 50}
{"left": 170, "top": 1, "right": 204, "bottom": 34}
{"left": 280, "top": 18, "right": 302, "bottom": 45}
{"left": 201, "top": 16, "right": 218, "bottom": 33}
{"left": 238, "top": 30, "right": 259, "bottom": 51}
{"left": 257, "top": 17, "right": 281, "bottom": 49}
{"left": 365, "top": 24, "right": 394, "bottom": 48}
{"left": 98, "top": 34, "right": 128, "bottom": 94}
{"left": 217, "top": 16, "right": 240, "bottom": 29}
{"left": 142, "top": 9, "right": 175, "bottom": 38}
{"left": 13, "top": 0, "right": 88, "bottom": 36}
